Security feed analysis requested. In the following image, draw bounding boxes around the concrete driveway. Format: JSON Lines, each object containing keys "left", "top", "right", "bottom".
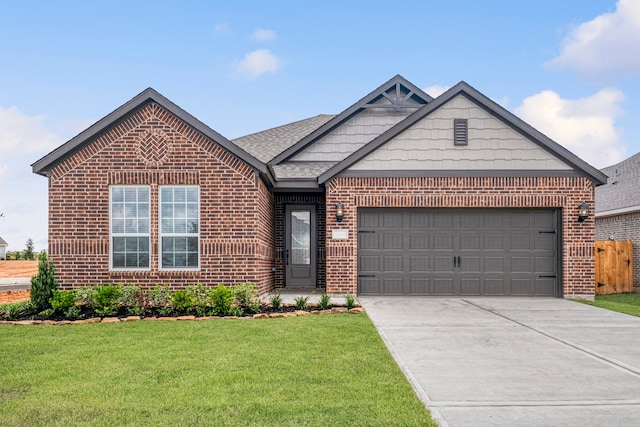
{"left": 359, "top": 297, "right": 640, "bottom": 427}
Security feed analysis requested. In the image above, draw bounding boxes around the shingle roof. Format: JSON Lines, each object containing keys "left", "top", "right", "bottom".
{"left": 596, "top": 152, "right": 640, "bottom": 214}
{"left": 271, "top": 162, "right": 338, "bottom": 179}
{"left": 232, "top": 115, "right": 335, "bottom": 163}
{"left": 0, "top": 236, "right": 7, "bottom": 246}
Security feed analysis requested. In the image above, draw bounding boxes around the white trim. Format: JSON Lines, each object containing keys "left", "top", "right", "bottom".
{"left": 109, "top": 185, "right": 151, "bottom": 271}
{"left": 595, "top": 205, "right": 640, "bottom": 218}
{"left": 158, "top": 185, "right": 201, "bottom": 271}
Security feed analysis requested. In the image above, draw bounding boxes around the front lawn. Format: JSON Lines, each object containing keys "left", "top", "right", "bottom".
{"left": 581, "top": 293, "right": 640, "bottom": 317}
{"left": 0, "top": 314, "right": 436, "bottom": 426}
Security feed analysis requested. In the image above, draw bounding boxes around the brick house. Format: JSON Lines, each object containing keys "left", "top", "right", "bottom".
{"left": 32, "top": 75, "right": 606, "bottom": 298}
{"left": 595, "top": 152, "right": 640, "bottom": 292}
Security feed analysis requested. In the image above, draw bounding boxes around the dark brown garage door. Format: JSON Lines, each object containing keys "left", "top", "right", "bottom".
{"left": 358, "top": 209, "right": 559, "bottom": 296}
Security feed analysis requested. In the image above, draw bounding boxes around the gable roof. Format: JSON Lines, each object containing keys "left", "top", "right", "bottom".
{"left": 271, "top": 74, "right": 433, "bottom": 164}
{"left": 596, "top": 151, "right": 640, "bottom": 216}
{"left": 0, "top": 236, "right": 7, "bottom": 247}
{"left": 232, "top": 114, "right": 335, "bottom": 163}
{"left": 32, "top": 88, "right": 267, "bottom": 177}
{"left": 318, "top": 81, "right": 608, "bottom": 186}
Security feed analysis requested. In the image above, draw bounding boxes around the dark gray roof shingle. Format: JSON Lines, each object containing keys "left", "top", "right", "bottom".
{"left": 272, "top": 162, "right": 338, "bottom": 179}
{"left": 596, "top": 152, "right": 640, "bottom": 213}
{"left": 232, "top": 114, "right": 335, "bottom": 163}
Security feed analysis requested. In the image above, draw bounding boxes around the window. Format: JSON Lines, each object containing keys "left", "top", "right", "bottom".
{"left": 454, "top": 118, "right": 468, "bottom": 146}
{"left": 160, "top": 186, "right": 199, "bottom": 269}
{"left": 111, "top": 186, "right": 150, "bottom": 269}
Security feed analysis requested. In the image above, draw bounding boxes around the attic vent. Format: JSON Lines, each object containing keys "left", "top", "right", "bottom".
{"left": 453, "top": 119, "right": 468, "bottom": 146}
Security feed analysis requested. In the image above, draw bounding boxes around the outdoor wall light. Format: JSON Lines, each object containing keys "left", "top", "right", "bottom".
{"left": 335, "top": 202, "right": 344, "bottom": 222}
{"left": 578, "top": 203, "right": 590, "bottom": 223}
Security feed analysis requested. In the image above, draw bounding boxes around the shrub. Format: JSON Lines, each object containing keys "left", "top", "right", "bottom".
{"left": 38, "top": 308, "right": 55, "bottom": 319}
{"left": 1, "top": 301, "right": 35, "bottom": 320}
{"left": 172, "top": 289, "right": 195, "bottom": 314}
{"left": 210, "top": 284, "right": 234, "bottom": 315}
{"left": 65, "top": 305, "right": 82, "bottom": 320}
{"left": 149, "top": 285, "right": 172, "bottom": 308}
{"left": 50, "top": 290, "right": 77, "bottom": 314}
{"left": 269, "top": 292, "right": 282, "bottom": 310}
{"left": 75, "top": 286, "right": 97, "bottom": 306}
{"left": 119, "top": 284, "right": 147, "bottom": 315}
{"left": 345, "top": 294, "right": 356, "bottom": 310}
{"left": 30, "top": 251, "right": 58, "bottom": 312}
{"left": 158, "top": 306, "right": 173, "bottom": 317}
{"left": 294, "top": 295, "right": 309, "bottom": 311}
{"left": 186, "top": 284, "right": 211, "bottom": 316}
{"left": 233, "top": 282, "right": 260, "bottom": 314}
{"left": 318, "top": 293, "right": 331, "bottom": 310}
{"left": 93, "top": 284, "right": 122, "bottom": 317}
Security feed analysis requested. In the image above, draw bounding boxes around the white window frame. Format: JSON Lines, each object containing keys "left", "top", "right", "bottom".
{"left": 159, "top": 185, "right": 200, "bottom": 270}
{"left": 109, "top": 185, "right": 151, "bottom": 271}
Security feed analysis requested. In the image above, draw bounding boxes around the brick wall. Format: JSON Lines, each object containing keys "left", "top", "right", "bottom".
{"left": 48, "top": 102, "right": 274, "bottom": 293}
{"left": 274, "top": 193, "right": 325, "bottom": 289}
{"left": 325, "top": 176, "right": 596, "bottom": 298}
{"left": 596, "top": 212, "right": 640, "bottom": 292}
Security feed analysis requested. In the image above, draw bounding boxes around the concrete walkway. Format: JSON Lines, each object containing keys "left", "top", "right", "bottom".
{"left": 359, "top": 297, "right": 640, "bottom": 427}
{"left": 0, "top": 278, "right": 31, "bottom": 292}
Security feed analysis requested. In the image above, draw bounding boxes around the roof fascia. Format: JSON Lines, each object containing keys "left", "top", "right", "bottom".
{"left": 31, "top": 88, "right": 268, "bottom": 177}
{"left": 319, "top": 81, "right": 608, "bottom": 185}
{"left": 271, "top": 74, "right": 433, "bottom": 164}
{"left": 595, "top": 205, "right": 640, "bottom": 218}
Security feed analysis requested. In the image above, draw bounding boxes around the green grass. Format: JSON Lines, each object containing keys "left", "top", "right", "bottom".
{"left": 581, "top": 293, "right": 640, "bottom": 317}
{"left": 0, "top": 314, "right": 436, "bottom": 426}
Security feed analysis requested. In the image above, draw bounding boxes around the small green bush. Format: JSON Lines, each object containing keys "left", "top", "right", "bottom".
{"left": 345, "top": 294, "right": 356, "bottom": 310}
{"left": 74, "top": 286, "right": 96, "bottom": 306}
{"left": 1, "top": 301, "right": 35, "bottom": 320}
{"left": 119, "top": 284, "right": 147, "bottom": 315}
{"left": 172, "top": 289, "right": 195, "bottom": 313}
{"left": 318, "top": 293, "right": 331, "bottom": 310}
{"left": 65, "top": 305, "right": 82, "bottom": 320}
{"left": 50, "top": 290, "right": 77, "bottom": 314}
{"left": 294, "top": 295, "right": 309, "bottom": 311}
{"left": 210, "top": 284, "right": 234, "bottom": 315}
{"left": 93, "top": 284, "right": 122, "bottom": 317}
{"left": 233, "top": 282, "right": 260, "bottom": 314}
{"left": 269, "top": 292, "right": 282, "bottom": 310}
{"left": 158, "top": 306, "right": 173, "bottom": 317}
{"left": 186, "top": 284, "right": 211, "bottom": 316}
{"left": 149, "top": 285, "right": 172, "bottom": 308}
{"left": 30, "top": 251, "right": 58, "bottom": 312}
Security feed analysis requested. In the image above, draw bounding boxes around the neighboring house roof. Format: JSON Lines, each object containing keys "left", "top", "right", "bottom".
{"left": 31, "top": 88, "right": 267, "bottom": 177}
{"left": 232, "top": 114, "right": 335, "bottom": 163}
{"left": 318, "top": 81, "right": 607, "bottom": 185}
{"left": 0, "top": 236, "right": 7, "bottom": 247}
{"left": 596, "top": 151, "right": 640, "bottom": 217}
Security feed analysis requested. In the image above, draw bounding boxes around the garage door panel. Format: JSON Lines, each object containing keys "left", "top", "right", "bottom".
{"left": 359, "top": 255, "right": 379, "bottom": 272}
{"left": 434, "top": 278, "right": 455, "bottom": 295}
{"left": 410, "top": 234, "right": 429, "bottom": 250}
{"left": 358, "top": 208, "right": 558, "bottom": 297}
{"left": 383, "top": 233, "right": 403, "bottom": 249}
{"left": 410, "top": 255, "right": 430, "bottom": 272}
{"left": 383, "top": 277, "right": 403, "bottom": 295}
{"left": 410, "top": 278, "right": 430, "bottom": 294}
{"left": 383, "top": 255, "right": 403, "bottom": 272}
{"left": 460, "top": 277, "right": 481, "bottom": 294}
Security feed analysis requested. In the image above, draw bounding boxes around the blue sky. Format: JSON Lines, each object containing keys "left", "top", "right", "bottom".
{"left": 0, "top": 0, "right": 638, "bottom": 251}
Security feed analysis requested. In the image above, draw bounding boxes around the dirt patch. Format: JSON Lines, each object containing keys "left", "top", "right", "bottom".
{"left": 0, "top": 290, "right": 30, "bottom": 304}
{"left": 0, "top": 261, "right": 39, "bottom": 278}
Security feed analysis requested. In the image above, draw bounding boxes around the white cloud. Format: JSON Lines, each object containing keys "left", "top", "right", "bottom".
{"left": 424, "top": 85, "right": 449, "bottom": 98}
{"left": 0, "top": 106, "right": 63, "bottom": 157}
{"left": 214, "top": 23, "right": 231, "bottom": 34}
{"left": 253, "top": 28, "right": 276, "bottom": 42}
{"left": 234, "top": 49, "right": 281, "bottom": 79}
{"left": 515, "top": 89, "right": 626, "bottom": 168}
{"left": 547, "top": 0, "right": 640, "bottom": 80}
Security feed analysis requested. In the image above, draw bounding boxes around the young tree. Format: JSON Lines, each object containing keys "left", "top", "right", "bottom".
{"left": 23, "top": 238, "right": 35, "bottom": 260}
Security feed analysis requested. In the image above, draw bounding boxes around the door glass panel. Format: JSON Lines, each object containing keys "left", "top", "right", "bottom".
{"left": 291, "top": 211, "right": 311, "bottom": 265}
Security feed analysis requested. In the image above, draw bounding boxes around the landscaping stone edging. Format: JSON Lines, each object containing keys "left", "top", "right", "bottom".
{"left": 0, "top": 307, "right": 366, "bottom": 326}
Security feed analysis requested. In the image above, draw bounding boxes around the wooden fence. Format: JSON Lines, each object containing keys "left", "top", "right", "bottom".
{"left": 595, "top": 240, "right": 634, "bottom": 295}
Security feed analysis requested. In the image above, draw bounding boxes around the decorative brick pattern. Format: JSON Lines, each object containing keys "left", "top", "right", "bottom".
{"left": 325, "top": 176, "right": 595, "bottom": 298}
{"left": 48, "top": 102, "right": 274, "bottom": 293}
{"left": 596, "top": 212, "right": 640, "bottom": 292}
